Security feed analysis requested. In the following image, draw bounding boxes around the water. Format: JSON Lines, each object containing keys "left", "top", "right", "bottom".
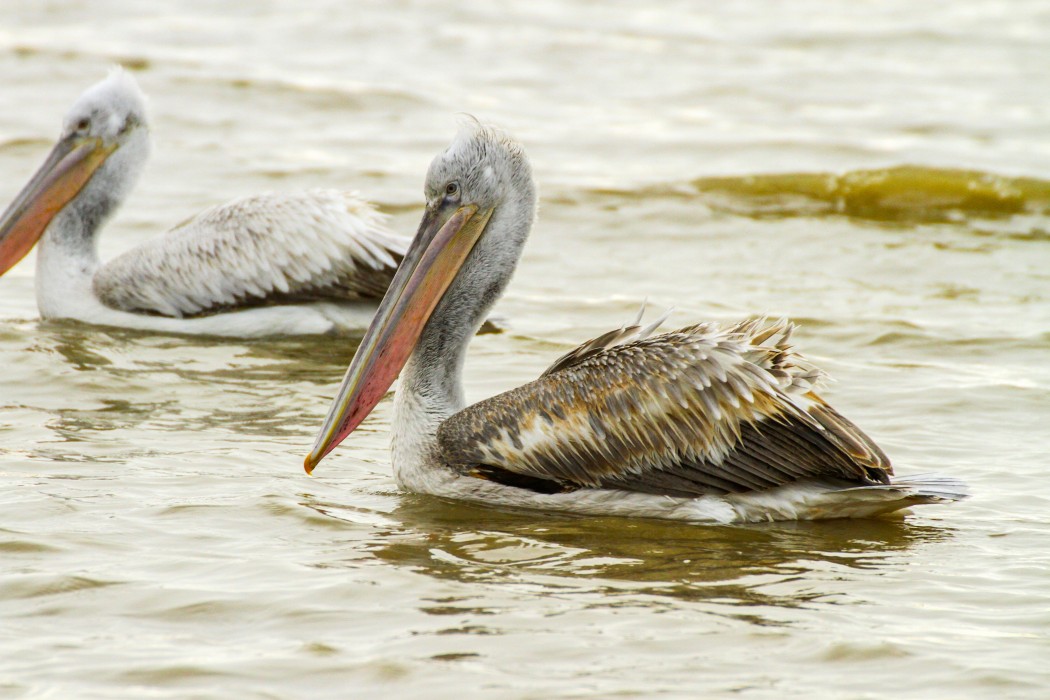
{"left": 1, "top": 1, "right": 1049, "bottom": 697}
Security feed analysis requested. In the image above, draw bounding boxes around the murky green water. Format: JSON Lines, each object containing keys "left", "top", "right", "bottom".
{"left": 1, "top": 1, "right": 1049, "bottom": 698}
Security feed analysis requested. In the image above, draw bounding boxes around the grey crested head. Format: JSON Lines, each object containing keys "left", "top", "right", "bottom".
{"left": 0, "top": 67, "right": 154, "bottom": 275}
{"left": 421, "top": 118, "right": 538, "bottom": 331}
{"left": 54, "top": 67, "right": 152, "bottom": 237}
{"left": 302, "top": 119, "right": 540, "bottom": 473}
{"left": 63, "top": 67, "right": 150, "bottom": 144}
{"left": 424, "top": 117, "right": 536, "bottom": 225}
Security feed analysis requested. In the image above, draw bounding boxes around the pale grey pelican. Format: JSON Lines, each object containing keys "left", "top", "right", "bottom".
{"left": 0, "top": 69, "right": 405, "bottom": 337}
{"left": 304, "top": 122, "right": 967, "bottom": 523}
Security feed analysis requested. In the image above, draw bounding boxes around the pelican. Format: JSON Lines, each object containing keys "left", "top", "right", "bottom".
{"left": 0, "top": 69, "right": 405, "bottom": 337}
{"left": 304, "top": 121, "right": 968, "bottom": 523}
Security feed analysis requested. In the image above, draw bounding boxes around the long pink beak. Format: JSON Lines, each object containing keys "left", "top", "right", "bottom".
{"left": 304, "top": 202, "right": 493, "bottom": 473}
{"left": 0, "top": 135, "right": 114, "bottom": 276}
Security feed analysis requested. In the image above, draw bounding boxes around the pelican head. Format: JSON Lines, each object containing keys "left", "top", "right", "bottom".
{"left": 305, "top": 119, "right": 537, "bottom": 472}
{"left": 0, "top": 67, "right": 151, "bottom": 275}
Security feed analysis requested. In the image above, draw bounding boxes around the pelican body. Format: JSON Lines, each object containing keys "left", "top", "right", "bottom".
{"left": 0, "top": 69, "right": 405, "bottom": 337}
{"left": 306, "top": 122, "right": 967, "bottom": 523}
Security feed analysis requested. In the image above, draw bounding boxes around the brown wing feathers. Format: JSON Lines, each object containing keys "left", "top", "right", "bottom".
{"left": 438, "top": 318, "right": 893, "bottom": 496}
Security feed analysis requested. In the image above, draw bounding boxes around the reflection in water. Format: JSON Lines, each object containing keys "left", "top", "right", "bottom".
{"left": 45, "top": 398, "right": 177, "bottom": 443}
{"left": 32, "top": 321, "right": 117, "bottom": 371}
{"left": 305, "top": 493, "right": 956, "bottom": 625}
{"left": 16, "top": 320, "right": 508, "bottom": 446}
{"left": 36, "top": 320, "right": 357, "bottom": 379}
{"left": 18, "top": 322, "right": 361, "bottom": 441}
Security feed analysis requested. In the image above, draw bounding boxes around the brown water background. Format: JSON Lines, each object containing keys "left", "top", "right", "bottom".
{"left": 1, "top": 1, "right": 1048, "bottom": 698}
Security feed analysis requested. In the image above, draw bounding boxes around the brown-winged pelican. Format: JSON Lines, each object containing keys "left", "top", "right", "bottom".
{"left": 304, "top": 121, "right": 967, "bottom": 523}
{"left": 0, "top": 69, "right": 405, "bottom": 337}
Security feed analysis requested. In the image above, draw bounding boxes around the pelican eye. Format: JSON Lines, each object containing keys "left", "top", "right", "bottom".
{"left": 74, "top": 117, "right": 90, "bottom": 133}
{"left": 445, "top": 182, "right": 460, "bottom": 197}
